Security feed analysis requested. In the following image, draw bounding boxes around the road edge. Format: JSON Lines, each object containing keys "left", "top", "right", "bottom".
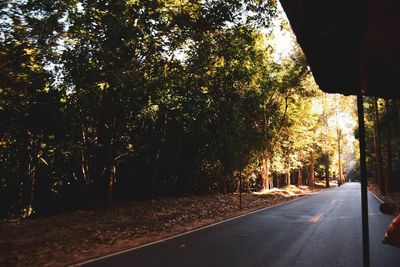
{"left": 368, "top": 190, "right": 384, "bottom": 203}
{"left": 71, "top": 193, "right": 315, "bottom": 266}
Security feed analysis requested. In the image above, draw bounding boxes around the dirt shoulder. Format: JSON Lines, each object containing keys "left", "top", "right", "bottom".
{"left": 0, "top": 185, "right": 324, "bottom": 267}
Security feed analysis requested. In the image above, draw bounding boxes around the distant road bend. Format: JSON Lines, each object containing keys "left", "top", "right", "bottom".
{"left": 77, "top": 183, "right": 400, "bottom": 267}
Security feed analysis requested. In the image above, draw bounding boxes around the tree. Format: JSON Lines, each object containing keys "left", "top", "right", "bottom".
{"left": 0, "top": 2, "right": 64, "bottom": 216}
{"left": 373, "top": 98, "right": 385, "bottom": 195}
{"left": 4, "top": 0, "right": 384, "bottom": 219}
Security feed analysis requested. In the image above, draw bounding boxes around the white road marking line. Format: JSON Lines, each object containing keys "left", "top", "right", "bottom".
{"left": 70, "top": 194, "right": 316, "bottom": 266}
{"left": 310, "top": 213, "right": 323, "bottom": 223}
{"left": 368, "top": 190, "right": 384, "bottom": 203}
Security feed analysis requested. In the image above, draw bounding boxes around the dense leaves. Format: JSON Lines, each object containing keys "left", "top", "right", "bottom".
{"left": 3, "top": 0, "right": 392, "bottom": 218}
{"left": 360, "top": 98, "right": 400, "bottom": 195}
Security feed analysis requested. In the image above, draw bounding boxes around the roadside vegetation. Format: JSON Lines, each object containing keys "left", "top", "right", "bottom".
{"left": 1, "top": 0, "right": 357, "bottom": 219}
{"left": 1, "top": 0, "right": 400, "bottom": 265}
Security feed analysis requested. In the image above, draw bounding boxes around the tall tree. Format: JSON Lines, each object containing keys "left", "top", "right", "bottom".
{"left": 373, "top": 98, "right": 385, "bottom": 195}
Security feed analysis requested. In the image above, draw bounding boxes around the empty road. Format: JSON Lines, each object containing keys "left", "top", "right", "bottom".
{"left": 79, "top": 183, "right": 400, "bottom": 267}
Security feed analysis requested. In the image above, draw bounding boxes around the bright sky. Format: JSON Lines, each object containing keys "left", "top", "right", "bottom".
{"left": 261, "top": 2, "right": 296, "bottom": 62}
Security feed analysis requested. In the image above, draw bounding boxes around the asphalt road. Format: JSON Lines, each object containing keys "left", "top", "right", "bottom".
{"left": 79, "top": 183, "right": 400, "bottom": 267}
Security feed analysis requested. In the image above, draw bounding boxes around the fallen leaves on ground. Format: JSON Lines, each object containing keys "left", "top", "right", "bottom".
{"left": 0, "top": 186, "right": 322, "bottom": 267}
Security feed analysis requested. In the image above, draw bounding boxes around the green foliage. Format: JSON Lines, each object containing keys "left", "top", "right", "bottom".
{"left": 2, "top": 0, "right": 381, "bottom": 218}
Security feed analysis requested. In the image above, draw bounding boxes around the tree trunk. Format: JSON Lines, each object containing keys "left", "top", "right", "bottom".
{"left": 80, "top": 124, "right": 94, "bottom": 205}
{"left": 323, "top": 98, "right": 330, "bottom": 188}
{"left": 396, "top": 100, "right": 400, "bottom": 123}
{"left": 105, "top": 116, "right": 116, "bottom": 206}
{"left": 107, "top": 164, "right": 116, "bottom": 205}
{"left": 239, "top": 166, "right": 242, "bottom": 209}
{"left": 297, "top": 166, "right": 302, "bottom": 186}
{"left": 26, "top": 131, "right": 38, "bottom": 217}
{"left": 385, "top": 129, "right": 392, "bottom": 194}
{"left": 309, "top": 151, "right": 315, "bottom": 187}
{"left": 286, "top": 151, "right": 291, "bottom": 186}
{"left": 373, "top": 97, "right": 385, "bottom": 195}
{"left": 286, "top": 172, "right": 290, "bottom": 187}
{"left": 325, "top": 153, "right": 330, "bottom": 188}
{"left": 27, "top": 158, "right": 37, "bottom": 217}
{"left": 385, "top": 100, "right": 393, "bottom": 193}
{"left": 81, "top": 124, "right": 90, "bottom": 185}
{"left": 337, "top": 128, "right": 343, "bottom": 184}
{"left": 274, "top": 172, "right": 279, "bottom": 188}
{"left": 18, "top": 132, "right": 30, "bottom": 216}
{"left": 277, "top": 173, "right": 281, "bottom": 188}
{"left": 261, "top": 154, "right": 269, "bottom": 190}
{"left": 98, "top": 89, "right": 117, "bottom": 205}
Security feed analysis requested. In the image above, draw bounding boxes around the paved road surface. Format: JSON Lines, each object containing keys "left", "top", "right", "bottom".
{"left": 80, "top": 183, "right": 400, "bottom": 267}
